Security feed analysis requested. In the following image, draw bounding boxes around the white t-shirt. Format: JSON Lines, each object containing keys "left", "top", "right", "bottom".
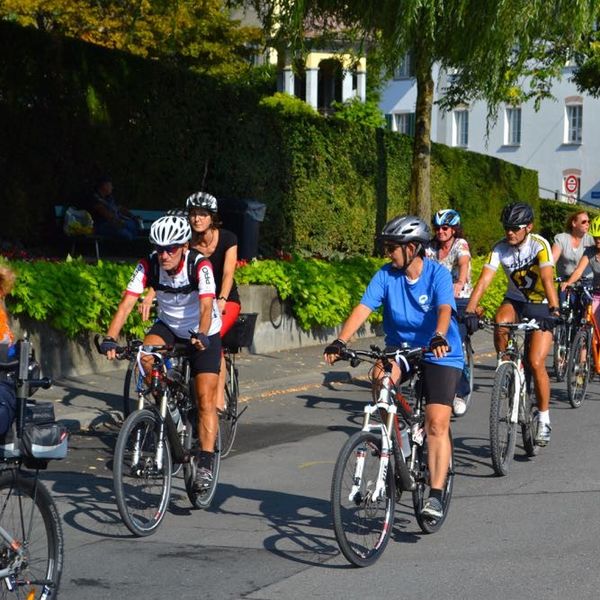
{"left": 125, "top": 250, "right": 221, "bottom": 338}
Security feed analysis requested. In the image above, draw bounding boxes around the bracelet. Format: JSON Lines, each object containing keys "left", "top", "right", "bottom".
{"left": 217, "top": 296, "right": 227, "bottom": 301}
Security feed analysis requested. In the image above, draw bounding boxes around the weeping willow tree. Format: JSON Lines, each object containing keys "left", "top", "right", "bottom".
{"left": 235, "top": 0, "right": 599, "bottom": 220}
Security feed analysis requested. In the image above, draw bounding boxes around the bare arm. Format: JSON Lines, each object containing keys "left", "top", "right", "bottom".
{"left": 104, "top": 293, "right": 138, "bottom": 359}
{"left": 324, "top": 303, "right": 372, "bottom": 364}
{"left": 453, "top": 254, "right": 470, "bottom": 297}
{"left": 465, "top": 266, "right": 496, "bottom": 313}
{"left": 218, "top": 244, "right": 238, "bottom": 314}
{"left": 540, "top": 264, "right": 559, "bottom": 308}
{"left": 431, "top": 304, "right": 452, "bottom": 359}
{"left": 139, "top": 288, "right": 156, "bottom": 321}
{"left": 551, "top": 242, "right": 561, "bottom": 266}
{"left": 562, "top": 255, "right": 590, "bottom": 290}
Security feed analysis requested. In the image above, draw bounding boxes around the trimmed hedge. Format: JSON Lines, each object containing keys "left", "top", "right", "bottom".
{"left": 1, "top": 21, "right": 538, "bottom": 256}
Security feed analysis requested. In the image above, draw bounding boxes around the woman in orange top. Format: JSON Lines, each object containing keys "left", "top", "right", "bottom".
{"left": 0, "top": 264, "right": 17, "bottom": 435}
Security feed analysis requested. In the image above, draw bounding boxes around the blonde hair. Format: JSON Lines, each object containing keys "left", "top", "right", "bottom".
{"left": 565, "top": 211, "right": 588, "bottom": 233}
{"left": 0, "top": 265, "right": 16, "bottom": 297}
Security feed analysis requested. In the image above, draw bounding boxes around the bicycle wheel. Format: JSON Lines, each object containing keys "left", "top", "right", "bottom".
{"left": 552, "top": 322, "right": 569, "bottom": 382}
{"left": 412, "top": 430, "right": 454, "bottom": 534}
{"left": 521, "top": 390, "right": 540, "bottom": 458}
{"left": 183, "top": 408, "right": 222, "bottom": 509}
{"left": 566, "top": 328, "right": 592, "bottom": 409}
{"left": 331, "top": 431, "right": 395, "bottom": 567}
{"left": 0, "top": 470, "right": 63, "bottom": 599}
{"left": 219, "top": 358, "right": 239, "bottom": 459}
{"left": 462, "top": 338, "right": 474, "bottom": 412}
{"left": 122, "top": 358, "right": 145, "bottom": 419}
{"left": 489, "top": 363, "right": 518, "bottom": 476}
{"left": 113, "top": 409, "right": 172, "bottom": 536}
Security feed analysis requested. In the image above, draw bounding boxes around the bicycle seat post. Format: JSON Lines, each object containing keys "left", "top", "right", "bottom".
{"left": 16, "top": 338, "right": 32, "bottom": 438}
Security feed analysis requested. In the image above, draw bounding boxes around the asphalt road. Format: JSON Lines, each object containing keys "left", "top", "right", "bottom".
{"left": 40, "top": 350, "right": 600, "bottom": 600}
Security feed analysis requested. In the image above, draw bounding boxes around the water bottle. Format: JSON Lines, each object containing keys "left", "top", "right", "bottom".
{"left": 168, "top": 401, "right": 184, "bottom": 433}
{"left": 411, "top": 422, "right": 424, "bottom": 446}
{"left": 399, "top": 422, "right": 411, "bottom": 458}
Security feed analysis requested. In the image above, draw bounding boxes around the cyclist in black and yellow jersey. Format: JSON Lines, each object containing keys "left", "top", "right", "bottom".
{"left": 463, "top": 203, "right": 560, "bottom": 446}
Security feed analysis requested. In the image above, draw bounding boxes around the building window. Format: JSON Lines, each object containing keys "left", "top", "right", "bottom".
{"left": 565, "top": 104, "right": 583, "bottom": 144}
{"left": 393, "top": 52, "right": 415, "bottom": 79}
{"left": 505, "top": 107, "right": 522, "bottom": 145}
{"left": 394, "top": 112, "right": 416, "bottom": 136}
{"left": 453, "top": 109, "right": 469, "bottom": 147}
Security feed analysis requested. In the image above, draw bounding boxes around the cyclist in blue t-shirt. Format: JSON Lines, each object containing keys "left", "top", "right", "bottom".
{"left": 324, "top": 215, "right": 463, "bottom": 521}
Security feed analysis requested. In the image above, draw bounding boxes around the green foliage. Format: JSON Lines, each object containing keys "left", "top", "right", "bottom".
{"left": 6, "top": 258, "right": 148, "bottom": 339}
{"left": 470, "top": 255, "right": 507, "bottom": 318}
{"left": 259, "top": 92, "right": 320, "bottom": 118}
{"left": 331, "top": 97, "right": 386, "bottom": 128}
{"left": 236, "top": 256, "right": 386, "bottom": 329}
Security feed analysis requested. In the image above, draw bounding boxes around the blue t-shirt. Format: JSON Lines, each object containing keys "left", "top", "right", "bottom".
{"left": 360, "top": 258, "right": 463, "bottom": 370}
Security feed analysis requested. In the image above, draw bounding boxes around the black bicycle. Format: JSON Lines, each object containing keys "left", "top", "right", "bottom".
{"left": 330, "top": 345, "right": 454, "bottom": 567}
{"left": 97, "top": 338, "right": 221, "bottom": 536}
{"left": 0, "top": 339, "right": 65, "bottom": 598}
{"left": 553, "top": 279, "right": 591, "bottom": 383}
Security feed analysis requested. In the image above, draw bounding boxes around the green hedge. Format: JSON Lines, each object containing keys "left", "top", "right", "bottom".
{"left": 0, "top": 21, "right": 538, "bottom": 257}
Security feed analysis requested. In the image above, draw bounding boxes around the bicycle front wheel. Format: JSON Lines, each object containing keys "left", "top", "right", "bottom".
{"left": 566, "top": 327, "right": 592, "bottom": 409}
{"left": 462, "top": 338, "right": 474, "bottom": 412}
{"left": 219, "top": 359, "right": 239, "bottom": 459}
{"left": 113, "top": 409, "right": 172, "bottom": 536}
{"left": 331, "top": 431, "right": 395, "bottom": 567}
{"left": 0, "top": 470, "right": 63, "bottom": 599}
{"left": 552, "top": 322, "right": 568, "bottom": 382}
{"left": 489, "top": 363, "right": 518, "bottom": 476}
{"left": 183, "top": 409, "right": 222, "bottom": 509}
{"left": 412, "top": 430, "right": 454, "bottom": 534}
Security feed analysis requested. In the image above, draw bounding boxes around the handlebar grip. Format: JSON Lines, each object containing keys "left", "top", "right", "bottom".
{"left": 29, "top": 377, "right": 52, "bottom": 390}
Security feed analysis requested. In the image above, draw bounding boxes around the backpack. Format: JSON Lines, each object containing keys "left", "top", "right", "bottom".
{"left": 147, "top": 248, "right": 203, "bottom": 294}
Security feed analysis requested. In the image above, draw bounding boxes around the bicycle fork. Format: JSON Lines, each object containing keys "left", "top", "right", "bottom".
{"left": 499, "top": 360, "right": 524, "bottom": 425}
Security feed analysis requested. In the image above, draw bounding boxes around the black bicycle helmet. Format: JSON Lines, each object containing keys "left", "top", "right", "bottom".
{"left": 501, "top": 202, "right": 534, "bottom": 228}
{"left": 379, "top": 215, "right": 431, "bottom": 245}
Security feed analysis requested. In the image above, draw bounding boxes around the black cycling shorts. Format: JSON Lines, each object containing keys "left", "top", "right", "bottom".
{"left": 147, "top": 321, "right": 221, "bottom": 376}
{"left": 420, "top": 363, "right": 462, "bottom": 407}
{"left": 500, "top": 298, "right": 550, "bottom": 321}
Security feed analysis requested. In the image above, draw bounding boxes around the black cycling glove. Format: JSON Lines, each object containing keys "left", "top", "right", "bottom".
{"left": 99, "top": 336, "right": 118, "bottom": 355}
{"left": 462, "top": 312, "right": 480, "bottom": 335}
{"left": 539, "top": 315, "right": 562, "bottom": 332}
{"left": 429, "top": 332, "right": 449, "bottom": 351}
{"left": 324, "top": 338, "right": 346, "bottom": 357}
{"left": 190, "top": 331, "right": 210, "bottom": 348}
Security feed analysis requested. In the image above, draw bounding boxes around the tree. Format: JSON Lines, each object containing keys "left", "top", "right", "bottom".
{"left": 237, "top": 0, "right": 599, "bottom": 220}
{"left": 0, "top": 0, "right": 264, "bottom": 78}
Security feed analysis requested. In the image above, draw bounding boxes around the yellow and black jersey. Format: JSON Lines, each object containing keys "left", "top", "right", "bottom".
{"left": 484, "top": 233, "right": 554, "bottom": 303}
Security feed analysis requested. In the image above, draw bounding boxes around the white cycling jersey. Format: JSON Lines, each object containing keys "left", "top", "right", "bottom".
{"left": 485, "top": 233, "right": 554, "bottom": 303}
{"left": 125, "top": 250, "right": 221, "bottom": 338}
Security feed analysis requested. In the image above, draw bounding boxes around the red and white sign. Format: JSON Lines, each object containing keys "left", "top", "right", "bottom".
{"left": 565, "top": 175, "right": 579, "bottom": 195}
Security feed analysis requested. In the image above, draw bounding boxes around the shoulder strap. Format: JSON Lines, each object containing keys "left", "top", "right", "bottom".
{"left": 186, "top": 248, "right": 201, "bottom": 289}
{"left": 147, "top": 252, "right": 160, "bottom": 290}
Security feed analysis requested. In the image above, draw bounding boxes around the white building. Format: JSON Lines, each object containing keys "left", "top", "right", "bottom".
{"left": 381, "top": 56, "right": 600, "bottom": 206}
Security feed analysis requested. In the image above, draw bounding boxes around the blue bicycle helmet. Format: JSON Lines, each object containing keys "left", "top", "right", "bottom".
{"left": 433, "top": 209, "right": 460, "bottom": 227}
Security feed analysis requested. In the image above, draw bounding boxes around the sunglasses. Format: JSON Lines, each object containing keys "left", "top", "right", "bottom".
{"left": 579, "top": 220, "right": 590, "bottom": 224}
{"left": 504, "top": 224, "right": 528, "bottom": 233}
{"left": 383, "top": 242, "right": 402, "bottom": 253}
{"left": 154, "top": 244, "right": 182, "bottom": 255}
{"left": 435, "top": 225, "right": 452, "bottom": 232}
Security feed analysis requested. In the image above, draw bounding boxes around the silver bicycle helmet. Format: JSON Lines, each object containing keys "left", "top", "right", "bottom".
{"left": 501, "top": 202, "right": 534, "bottom": 227}
{"left": 379, "top": 215, "right": 431, "bottom": 244}
{"left": 433, "top": 209, "right": 460, "bottom": 227}
{"left": 185, "top": 191, "right": 218, "bottom": 212}
{"left": 149, "top": 215, "right": 191, "bottom": 246}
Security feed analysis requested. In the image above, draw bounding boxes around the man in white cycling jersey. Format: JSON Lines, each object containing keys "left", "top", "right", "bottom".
{"left": 99, "top": 214, "right": 222, "bottom": 491}
{"left": 464, "top": 202, "right": 560, "bottom": 446}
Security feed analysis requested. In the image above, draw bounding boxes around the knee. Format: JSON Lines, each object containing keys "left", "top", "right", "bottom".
{"left": 426, "top": 417, "right": 449, "bottom": 438}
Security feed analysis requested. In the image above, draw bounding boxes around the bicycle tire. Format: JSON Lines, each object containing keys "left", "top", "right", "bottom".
{"left": 521, "top": 395, "right": 539, "bottom": 458}
{"left": 183, "top": 409, "right": 222, "bottom": 509}
{"left": 489, "top": 363, "right": 518, "bottom": 476}
{"left": 113, "top": 409, "right": 172, "bottom": 537}
{"left": 122, "top": 358, "right": 145, "bottom": 419}
{"left": 219, "top": 359, "right": 239, "bottom": 459}
{"left": 462, "top": 338, "right": 474, "bottom": 412}
{"left": 412, "top": 430, "right": 454, "bottom": 534}
{"left": 0, "top": 470, "right": 64, "bottom": 599}
{"left": 566, "top": 328, "right": 592, "bottom": 409}
{"left": 331, "top": 431, "right": 395, "bottom": 567}
{"left": 552, "top": 322, "right": 569, "bottom": 383}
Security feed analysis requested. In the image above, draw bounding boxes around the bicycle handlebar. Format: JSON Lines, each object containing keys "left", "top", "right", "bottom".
{"left": 94, "top": 334, "right": 189, "bottom": 360}
{"left": 337, "top": 345, "right": 427, "bottom": 367}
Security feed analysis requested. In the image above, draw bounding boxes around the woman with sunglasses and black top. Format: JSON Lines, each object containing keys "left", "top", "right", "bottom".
{"left": 463, "top": 202, "right": 560, "bottom": 446}
{"left": 426, "top": 209, "right": 473, "bottom": 416}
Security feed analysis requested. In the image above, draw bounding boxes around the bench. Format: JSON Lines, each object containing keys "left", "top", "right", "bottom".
{"left": 54, "top": 205, "right": 167, "bottom": 260}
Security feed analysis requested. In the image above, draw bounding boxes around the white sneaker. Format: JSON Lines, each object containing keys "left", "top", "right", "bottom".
{"left": 535, "top": 422, "right": 552, "bottom": 446}
{"left": 453, "top": 396, "right": 467, "bottom": 417}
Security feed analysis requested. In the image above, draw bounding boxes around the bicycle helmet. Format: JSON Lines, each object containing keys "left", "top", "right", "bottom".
{"left": 185, "top": 191, "right": 218, "bottom": 213}
{"left": 433, "top": 209, "right": 460, "bottom": 227}
{"left": 379, "top": 215, "right": 431, "bottom": 245}
{"left": 149, "top": 215, "right": 191, "bottom": 246}
{"left": 589, "top": 215, "right": 600, "bottom": 237}
{"left": 500, "top": 202, "right": 534, "bottom": 228}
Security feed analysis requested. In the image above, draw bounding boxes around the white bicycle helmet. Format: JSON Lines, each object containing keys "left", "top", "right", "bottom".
{"left": 185, "top": 191, "right": 218, "bottom": 212}
{"left": 149, "top": 215, "right": 191, "bottom": 246}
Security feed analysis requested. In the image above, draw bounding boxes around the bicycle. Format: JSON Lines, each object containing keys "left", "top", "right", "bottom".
{"left": 330, "top": 345, "right": 454, "bottom": 567}
{"left": 96, "top": 338, "right": 221, "bottom": 537}
{"left": 566, "top": 284, "right": 598, "bottom": 408}
{"left": 481, "top": 319, "right": 542, "bottom": 476}
{"left": 0, "top": 338, "right": 65, "bottom": 598}
{"left": 553, "top": 279, "right": 591, "bottom": 383}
